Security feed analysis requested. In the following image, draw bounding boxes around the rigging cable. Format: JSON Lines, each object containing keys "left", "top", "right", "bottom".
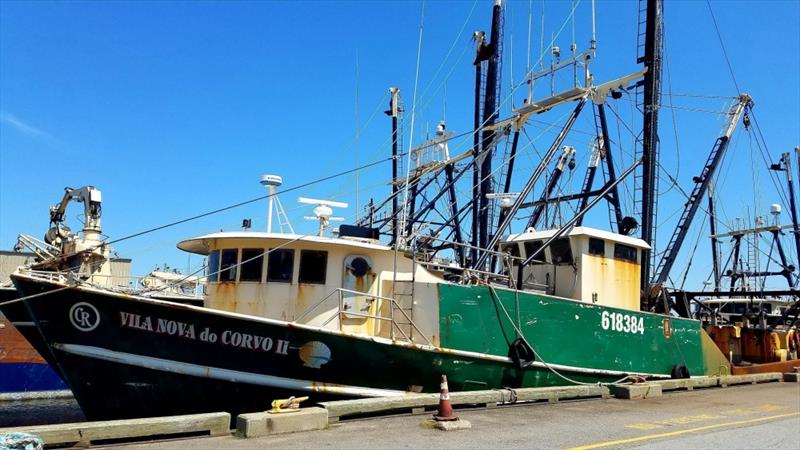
{"left": 105, "top": 152, "right": 402, "bottom": 247}
{"left": 705, "top": 0, "right": 741, "bottom": 94}
{"left": 677, "top": 210, "right": 708, "bottom": 290}
{"left": 660, "top": 42, "right": 680, "bottom": 196}
{"left": 395, "top": 0, "right": 426, "bottom": 297}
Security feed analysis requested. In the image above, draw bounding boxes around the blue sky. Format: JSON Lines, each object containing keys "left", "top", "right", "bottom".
{"left": 1, "top": 0, "right": 799, "bottom": 289}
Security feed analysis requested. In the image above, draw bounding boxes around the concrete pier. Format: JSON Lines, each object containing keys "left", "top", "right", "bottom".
{"left": 119, "top": 380, "right": 800, "bottom": 449}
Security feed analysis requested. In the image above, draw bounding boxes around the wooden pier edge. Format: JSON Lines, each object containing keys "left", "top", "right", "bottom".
{"left": 319, "top": 385, "right": 609, "bottom": 422}
{"left": 320, "top": 373, "right": 786, "bottom": 421}
{"left": 652, "top": 372, "right": 783, "bottom": 391}
{"left": 0, "top": 412, "right": 231, "bottom": 446}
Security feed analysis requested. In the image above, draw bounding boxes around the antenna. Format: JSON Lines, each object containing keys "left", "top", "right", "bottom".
{"left": 299, "top": 197, "right": 348, "bottom": 236}
{"left": 260, "top": 174, "right": 294, "bottom": 233}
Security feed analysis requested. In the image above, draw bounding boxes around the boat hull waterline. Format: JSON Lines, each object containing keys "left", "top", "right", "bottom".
{"left": 7, "top": 273, "right": 718, "bottom": 421}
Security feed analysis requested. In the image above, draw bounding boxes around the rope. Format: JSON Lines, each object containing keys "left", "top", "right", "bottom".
{"left": 705, "top": 0, "right": 741, "bottom": 94}
{"left": 487, "top": 286, "right": 634, "bottom": 386}
{"left": 0, "top": 285, "right": 72, "bottom": 308}
{"left": 106, "top": 154, "right": 397, "bottom": 248}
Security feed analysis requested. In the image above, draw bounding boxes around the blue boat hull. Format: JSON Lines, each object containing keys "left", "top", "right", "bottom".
{"left": 0, "top": 362, "right": 67, "bottom": 393}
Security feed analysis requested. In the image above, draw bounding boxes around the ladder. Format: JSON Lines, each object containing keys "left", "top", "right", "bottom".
{"left": 635, "top": 0, "right": 648, "bottom": 64}
{"left": 633, "top": 0, "right": 661, "bottom": 273}
{"left": 392, "top": 280, "right": 415, "bottom": 341}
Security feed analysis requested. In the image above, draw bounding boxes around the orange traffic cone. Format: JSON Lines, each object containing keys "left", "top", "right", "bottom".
{"left": 433, "top": 374, "right": 458, "bottom": 421}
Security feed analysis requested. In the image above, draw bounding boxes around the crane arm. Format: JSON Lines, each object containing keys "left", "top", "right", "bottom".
{"left": 49, "top": 186, "right": 103, "bottom": 233}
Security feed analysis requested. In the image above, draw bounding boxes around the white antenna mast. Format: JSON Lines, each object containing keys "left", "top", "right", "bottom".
{"left": 260, "top": 175, "right": 294, "bottom": 233}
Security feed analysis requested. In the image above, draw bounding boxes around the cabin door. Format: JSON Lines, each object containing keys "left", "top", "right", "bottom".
{"left": 341, "top": 255, "right": 376, "bottom": 321}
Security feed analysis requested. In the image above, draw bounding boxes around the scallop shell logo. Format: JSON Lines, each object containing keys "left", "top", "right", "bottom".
{"left": 298, "top": 341, "right": 332, "bottom": 369}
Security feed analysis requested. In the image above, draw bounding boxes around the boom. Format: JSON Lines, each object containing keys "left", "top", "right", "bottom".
{"left": 651, "top": 94, "right": 752, "bottom": 285}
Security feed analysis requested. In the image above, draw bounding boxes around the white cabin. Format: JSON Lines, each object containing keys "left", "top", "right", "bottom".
{"left": 501, "top": 227, "right": 649, "bottom": 310}
{"left": 177, "top": 232, "right": 443, "bottom": 345}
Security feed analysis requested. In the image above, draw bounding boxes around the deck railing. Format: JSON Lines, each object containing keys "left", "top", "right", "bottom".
{"left": 293, "top": 287, "right": 433, "bottom": 346}
{"left": 18, "top": 268, "right": 204, "bottom": 300}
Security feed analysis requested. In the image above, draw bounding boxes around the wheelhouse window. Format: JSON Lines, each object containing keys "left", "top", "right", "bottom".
{"left": 524, "top": 241, "right": 547, "bottom": 265}
{"left": 299, "top": 250, "right": 328, "bottom": 284}
{"left": 500, "top": 243, "right": 521, "bottom": 266}
{"left": 240, "top": 248, "right": 264, "bottom": 282}
{"left": 220, "top": 249, "right": 238, "bottom": 282}
{"left": 267, "top": 249, "right": 294, "bottom": 283}
{"left": 614, "top": 243, "right": 638, "bottom": 262}
{"left": 550, "top": 238, "right": 573, "bottom": 265}
{"left": 206, "top": 250, "right": 220, "bottom": 283}
{"left": 588, "top": 238, "right": 605, "bottom": 256}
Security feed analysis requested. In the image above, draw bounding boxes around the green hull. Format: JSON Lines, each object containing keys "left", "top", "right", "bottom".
{"left": 435, "top": 284, "right": 725, "bottom": 388}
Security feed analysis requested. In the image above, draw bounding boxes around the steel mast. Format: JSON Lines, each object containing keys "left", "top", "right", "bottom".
{"left": 639, "top": 0, "right": 664, "bottom": 297}
{"left": 472, "top": 0, "right": 504, "bottom": 270}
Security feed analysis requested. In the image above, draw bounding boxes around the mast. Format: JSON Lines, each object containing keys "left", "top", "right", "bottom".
{"left": 708, "top": 182, "right": 721, "bottom": 291}
{"left": 474, "top": 0, "right": 504, "bottom": 269}
{"left": 473, "top": 100, "right": 586, "bottom": 271}
{"left": 387, "top": 87, "right": 401, "bottom": 244}
{"left": 471, "top": 35, "right": 483, "bottom": 267}
{"left": 639, "top": 0, "right": 663, "bottom": 294}
{"left": 780, "top": 151, "right": 800, "bottom": 274}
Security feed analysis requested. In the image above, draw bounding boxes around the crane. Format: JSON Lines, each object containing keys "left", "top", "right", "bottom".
{"left": 46, "top": 186, "right": 103, "bottom": 246}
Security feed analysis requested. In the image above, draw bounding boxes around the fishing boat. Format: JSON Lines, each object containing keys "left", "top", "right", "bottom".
{"left": 2, "top": 0, "right": 797, "bottom": 421}
{"left": 0, "top": 295, "right": 67, "bottom": 393}
{"left": 0, "top": 188, "right": 202, "bottom": 395}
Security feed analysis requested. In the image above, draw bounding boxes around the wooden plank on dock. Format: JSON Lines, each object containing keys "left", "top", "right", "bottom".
{"left": 320, "top": 385, "right": 609, "bottom": 421}
{"left": 320, "top": 394, "right": 439, "bottom": 422}
{"left": 717, "top": 372, "right": 782, "bottom": 387}
{"left": 653, "top": 377, "right": 716, "bottom": 391}
{"left": 652, "top": 373, "right": 783, "bottom": 391}
{"left": 512, "top": 385, "right": 610, "bottom": 402}
{"left": 0, "top": 412, "right": 230, "bottom": 446}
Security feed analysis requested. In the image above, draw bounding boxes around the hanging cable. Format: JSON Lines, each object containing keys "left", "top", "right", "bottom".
{"left": 705, "top": 0, "right": 741, "bottom": 94}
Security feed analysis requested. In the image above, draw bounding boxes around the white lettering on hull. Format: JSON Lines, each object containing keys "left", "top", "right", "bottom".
{"left": 119, "top": 311, "right": 290, "bottom": 356}
{"left": 600, "top": 311, "right": 645, "bottom": 334}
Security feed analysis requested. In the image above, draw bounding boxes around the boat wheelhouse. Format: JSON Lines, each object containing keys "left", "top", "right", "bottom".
{"left": 501, "top": 226, "right": 649, "bottom": 311}
{"left": 177, "top": 231, "right": 442, "bottom": 344}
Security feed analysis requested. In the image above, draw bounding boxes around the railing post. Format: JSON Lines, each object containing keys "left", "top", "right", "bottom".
{"left": 390, "top": 299, "right": 395, "bottom": 341}
{"left": 338, "top": 290, "right": 343, "bottom": 331}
